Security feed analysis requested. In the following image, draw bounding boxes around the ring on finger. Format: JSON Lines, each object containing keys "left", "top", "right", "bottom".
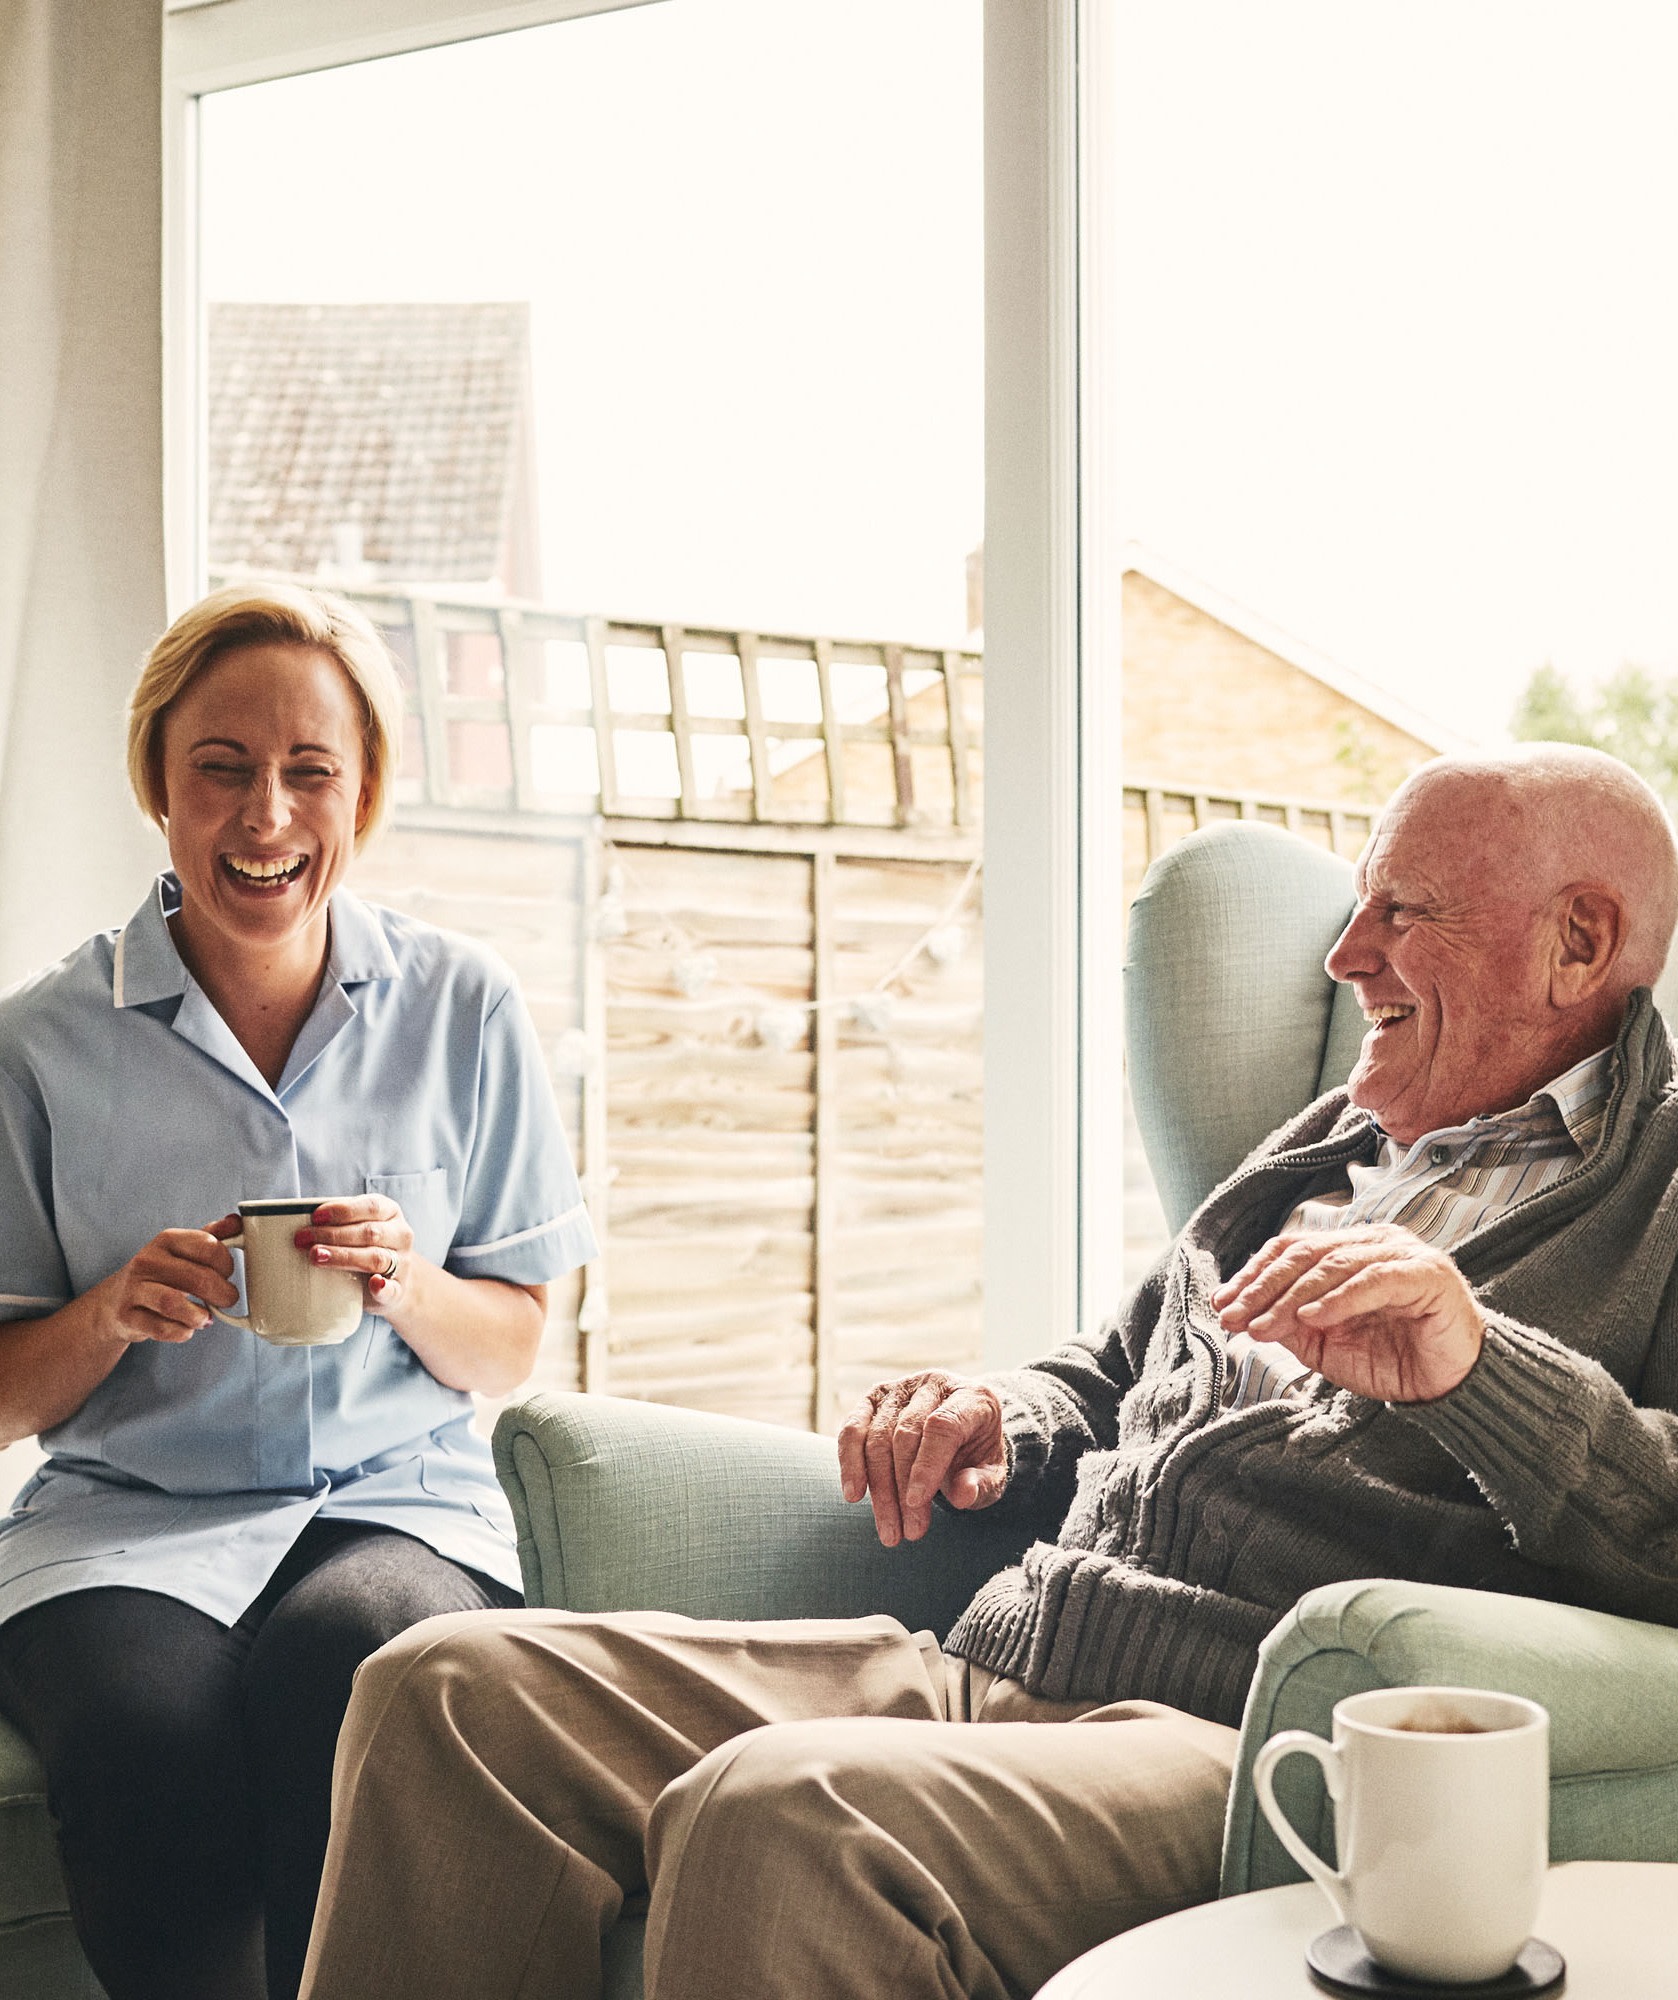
{"left": 378, "top": 1251, "right": 400, "bottom": 1281}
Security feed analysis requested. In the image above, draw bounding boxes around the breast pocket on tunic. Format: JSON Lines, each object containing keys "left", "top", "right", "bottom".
{"left": 365, "top": 1168, "right": 455, "bottom": 1267}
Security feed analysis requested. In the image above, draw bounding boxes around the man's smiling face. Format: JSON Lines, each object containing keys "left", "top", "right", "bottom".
{"left": 1325, "top": 773, "right": 1558, "bottom": 1146}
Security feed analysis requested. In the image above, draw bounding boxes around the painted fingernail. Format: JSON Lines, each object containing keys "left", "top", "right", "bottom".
{"left": 311, "top": 1247, "right": 330, "bottom": 1264}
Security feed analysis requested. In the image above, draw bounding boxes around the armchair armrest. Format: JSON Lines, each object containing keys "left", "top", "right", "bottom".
{"left": 493, "top": 1391, "right": 1035, "bottom": 1640}
{"left": 1223, "top": 1578, "right": 1678, "bottom": 1894}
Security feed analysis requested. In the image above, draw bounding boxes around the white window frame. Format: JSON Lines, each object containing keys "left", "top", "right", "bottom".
{"left": 980, "top": 0, "right": 1121, "bottom": 1361}
{"left": 163, "top": 0, "right": 1112, "bottom": 1370}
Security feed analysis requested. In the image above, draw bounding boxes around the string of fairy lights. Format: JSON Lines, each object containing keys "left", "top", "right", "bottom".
{"left": 551, "top": 844, "right": 982, "bottom": 1075}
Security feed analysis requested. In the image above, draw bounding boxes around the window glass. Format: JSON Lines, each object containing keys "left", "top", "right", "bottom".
{"left": 199, "top": 0, "right": 984, "bottom": 1429}
{"left": 1112, "top": 3, "right": 1678, "bottom": 1289}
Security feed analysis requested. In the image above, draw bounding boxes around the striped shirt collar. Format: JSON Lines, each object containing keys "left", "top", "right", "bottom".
{"left": 1371, "top": 1042, "right": 1615, "bottom": 1169}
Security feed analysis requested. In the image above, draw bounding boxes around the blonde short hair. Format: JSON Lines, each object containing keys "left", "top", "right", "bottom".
{"left": 128, "top": 582, "right": 407, "bottom": 847}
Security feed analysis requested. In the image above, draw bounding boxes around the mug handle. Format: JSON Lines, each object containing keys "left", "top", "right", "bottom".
{"left": 1252, "top": 1730, "right": 1349, "bottom": 1924}
{"left": 206, "top": 1231, "right": 251, "bottom": 1330}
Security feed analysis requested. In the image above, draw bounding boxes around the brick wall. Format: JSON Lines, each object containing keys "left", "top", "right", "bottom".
{"left": 1123, "top": 572, "right": 1437, "bottom": 804}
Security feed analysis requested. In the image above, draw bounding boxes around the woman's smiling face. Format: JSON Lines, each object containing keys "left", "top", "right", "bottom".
{"left": 158, "top": 642, "right": 371, "bottom": 965}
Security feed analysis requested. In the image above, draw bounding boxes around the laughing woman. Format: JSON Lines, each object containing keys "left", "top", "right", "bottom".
{"left": 0, "top": 584, "right": 596, "bottom": 2000}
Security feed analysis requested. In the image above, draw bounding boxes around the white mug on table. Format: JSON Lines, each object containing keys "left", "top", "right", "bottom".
{"left": 209, "top": 1197, "right": 365, "bottom": 1347}
{"left": 1252, "top": 1684, "right": 1549, "bottom": 1984}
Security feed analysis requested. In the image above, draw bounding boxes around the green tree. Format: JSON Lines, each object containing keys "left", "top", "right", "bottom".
{"left": 1511, "top": 662, "right": 1678, "bottom": 813}
{"left": 1510, "top": 663, "right": 1593, "bottom": 747}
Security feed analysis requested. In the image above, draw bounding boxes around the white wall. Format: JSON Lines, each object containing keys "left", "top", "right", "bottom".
{"left": 0, "top": 0, "right": 169, "bottom": 986}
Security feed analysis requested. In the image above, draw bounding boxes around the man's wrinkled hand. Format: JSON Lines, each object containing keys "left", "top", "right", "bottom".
{"left": 836, "top": 1370, "right": 1007, "bottom": 1547}
{"left": 1211, "top": 1223, "right": 1485, "bottom": 1403}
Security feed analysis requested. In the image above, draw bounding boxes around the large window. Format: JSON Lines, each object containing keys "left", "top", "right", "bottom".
{"left": 1105, "top": 2, "right": 1678, "bottom": 1285}
{"left": 192, "top": 0, "right": 985, "bottom": 1427}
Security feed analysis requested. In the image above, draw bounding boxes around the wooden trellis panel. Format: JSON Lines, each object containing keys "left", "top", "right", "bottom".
{"left": 1121, "top": 780, "right": 1376, "bottom": 909}
{"left": 826, "top": 856, "right": 984, "bottom": 1426}
{"left": 600, "top": 844, "right": 818, "bottom": 1428}
{"left": 213, "top": 577, "right": 986, "bottom": 835}
{"left": 346, "top": 822, "right": 592, "bottom": 1408}
{"left": 593, "top": 841, "right": 984, "bottom": 1432}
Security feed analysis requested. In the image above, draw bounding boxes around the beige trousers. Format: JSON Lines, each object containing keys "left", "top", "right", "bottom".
{"left": 298, "top": 1609, "right": 1238, "bottom": 2000}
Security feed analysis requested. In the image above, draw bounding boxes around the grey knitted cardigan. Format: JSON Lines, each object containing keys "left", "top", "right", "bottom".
{"left": 945, "top": 991, "right": 1678, "bottom": 1728}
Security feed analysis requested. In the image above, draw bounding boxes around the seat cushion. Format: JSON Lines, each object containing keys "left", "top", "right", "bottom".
{"left": 0, "top": 1708, "right": 68, "bottom": 1929}
{"left": 0, "top": 1913, "right": 105, "bottom": 1998}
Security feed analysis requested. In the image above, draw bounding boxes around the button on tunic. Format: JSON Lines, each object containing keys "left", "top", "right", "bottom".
{"left": 0, "top": 874, "right": 598, "bottom": 1626}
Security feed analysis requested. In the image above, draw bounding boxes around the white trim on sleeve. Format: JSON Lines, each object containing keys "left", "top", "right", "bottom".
{"left": 451, "top": 1204, "right": 590, "bottom": 1259}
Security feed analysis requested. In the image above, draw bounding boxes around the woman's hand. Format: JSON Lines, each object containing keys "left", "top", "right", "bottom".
{"left": 0, "top": 1217, "right": 242, "bottom": 1445}
{"left": 96, "top": 1217, "right": 241, "bottom": 1347}
{"left": 294, "top": 1196, "right": 415, "bottom": 1314}
{"left": 292, "top": 1197, "right": 545, "bottom": 1396}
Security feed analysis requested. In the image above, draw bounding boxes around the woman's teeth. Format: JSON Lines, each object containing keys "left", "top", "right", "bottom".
{"left": 1364, "top": 1003, "right": 1415, "bottom": 1025}
{"left": 224, "top": 855, "right": 306, "bottom": 884}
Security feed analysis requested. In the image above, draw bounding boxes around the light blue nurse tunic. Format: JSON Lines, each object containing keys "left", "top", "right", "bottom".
{"left": 0, "top": 873, "right": 598, "bottom": 1627}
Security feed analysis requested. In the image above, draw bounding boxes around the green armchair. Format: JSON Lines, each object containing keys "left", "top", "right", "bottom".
{"left": 490, "top": 818, "right": 1678, "bottom": 1996}
{"left": 3, "top": 819, "right": 1674, "bottom": 1998}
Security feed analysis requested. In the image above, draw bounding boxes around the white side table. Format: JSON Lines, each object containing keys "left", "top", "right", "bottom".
{"left": 1038, "top": 1862, "right": 1678, "bottom": 1999}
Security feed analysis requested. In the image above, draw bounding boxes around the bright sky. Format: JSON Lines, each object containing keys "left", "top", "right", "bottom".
{"left": 199, "top": 0, "right": 984, "bottom": 650}
{"left": 201, "top": 0, "right": 1678, "bottom": 748}
{"left": 1113, "top": 2, "right": 1678, "bottom": 745}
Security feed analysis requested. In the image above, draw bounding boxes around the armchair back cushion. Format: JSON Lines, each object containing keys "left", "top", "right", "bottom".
{"left": 1126, "top": 820, "right": 1364, "bottom": 1229}
{"left": 1123, "top": 824, "right": 1678, "bottom": 1896}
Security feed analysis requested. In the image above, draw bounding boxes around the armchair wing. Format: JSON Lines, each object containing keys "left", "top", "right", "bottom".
{"left": 1223, "top": 1577, "right": 1678, "bottom": 1895}
{"left": 1130, "top": 824, "right": 1678, "bottom": 1902}
{"left": 493, "top": 1390, "right": 1036, "bottom": 1637}
{"left": 492, "top": 1391, "right": 1042, "bottom": 2000}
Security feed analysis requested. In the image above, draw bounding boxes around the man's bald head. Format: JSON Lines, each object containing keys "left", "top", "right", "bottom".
{"left": 1397, "top": 745, "right": 1678, "bottom": 993}
{"left": 1326, "top": 745, "right": 1678, "bottom": 1143}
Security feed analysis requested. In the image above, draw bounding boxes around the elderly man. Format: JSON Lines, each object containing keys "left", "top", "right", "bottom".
{"left": 301, "top": 746, "right": 1678, "bottom": 2000}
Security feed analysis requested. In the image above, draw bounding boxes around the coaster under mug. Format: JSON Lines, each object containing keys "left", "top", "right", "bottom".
{"left": 1306, "top": 1927, "right": 1566, "bottom": 1999}
{"left": 1253, "top": 1686, "right": 1551, "bottom": 1984}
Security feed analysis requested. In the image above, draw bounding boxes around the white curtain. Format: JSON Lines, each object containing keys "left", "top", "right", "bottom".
{"left": 0, "top": 0, "right": 168, "bottom": 989}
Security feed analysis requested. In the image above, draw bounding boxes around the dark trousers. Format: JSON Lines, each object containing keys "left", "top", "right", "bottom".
{"left": 0, "top": 1517, "right": 520, "bottom": 2000}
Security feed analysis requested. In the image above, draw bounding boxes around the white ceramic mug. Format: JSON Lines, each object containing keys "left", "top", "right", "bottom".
{"left": 209, "top": 1197, "right": 365, "bottom": 1347}
{"left": 1252, "top": 1684, "right": 1549, "bottom": 1984}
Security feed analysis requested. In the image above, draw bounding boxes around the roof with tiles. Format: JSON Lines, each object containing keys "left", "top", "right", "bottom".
{"left": 206, "top": 301, "right": 536, "bottom": 588}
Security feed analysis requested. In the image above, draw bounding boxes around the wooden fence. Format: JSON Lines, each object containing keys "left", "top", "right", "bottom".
{"left": 299, "top": 582, "right": 986, "bottom": 1431}
{"left": 1122, "top": 778, "right": 1375, "bottom": 906}
{"left": 222, "top": 574, "right": 1385, "bottom": 1430}
{"left": 206, "top": 573, "right": 984, "bottom": 836}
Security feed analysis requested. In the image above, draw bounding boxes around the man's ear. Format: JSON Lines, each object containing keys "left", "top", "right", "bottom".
{"left": 1550, "top": 885, "right": 1624, "bottom": 1004}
